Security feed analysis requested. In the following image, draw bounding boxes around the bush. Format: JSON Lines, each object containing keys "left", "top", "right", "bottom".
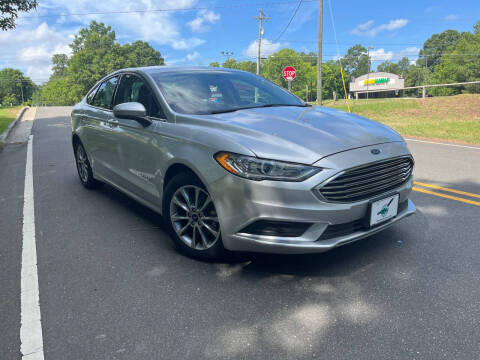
{"left": 2, "top": 94, "right": 17, "bottom": 106}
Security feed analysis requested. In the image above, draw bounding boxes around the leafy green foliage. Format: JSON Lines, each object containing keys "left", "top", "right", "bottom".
{"left": 40, "top": 20, "right": 480, "bottom": 106}
{"left": 341, "top": 45, "right": 369, "bottom": 80}
{"left": 42, "top": 21, "right": 165, "bottom": 105}
{"left": 0, "top": 68, "right": 36, "bottom": 105}
{"left": 218, "top": 50, "right": 342, "bottom": 101}
{"left": 51, "top": 54, "right": 68, "bottom": 78}
{"left": 0, "top": 0, "right": 37, "bottom": 30}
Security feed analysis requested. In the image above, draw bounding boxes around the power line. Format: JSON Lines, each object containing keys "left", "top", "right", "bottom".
{"left": 20, "top": 0, "right": 317, "bottom": 19}
{"left": 272, "top": 0, "right": 303, "bottom": 42}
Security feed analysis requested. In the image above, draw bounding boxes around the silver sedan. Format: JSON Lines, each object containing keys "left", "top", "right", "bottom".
{"left": 71, "top": 67, "right": 415, "bottom": 260}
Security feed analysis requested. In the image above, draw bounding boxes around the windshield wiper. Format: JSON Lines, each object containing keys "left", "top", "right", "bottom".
{"left": 209, "top": 103, "right": 308, "bottom": 115}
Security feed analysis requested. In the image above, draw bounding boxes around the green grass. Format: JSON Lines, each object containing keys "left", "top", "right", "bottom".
{"left": 323, "top": 94, "right": 480, "bottom": 145}
{"left": 0, "top": 106, "right": 22, "bottom": 135}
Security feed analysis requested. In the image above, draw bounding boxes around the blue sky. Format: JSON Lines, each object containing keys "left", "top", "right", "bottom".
{"left": 0, "top": 0, "right": 479, "bottom": 83}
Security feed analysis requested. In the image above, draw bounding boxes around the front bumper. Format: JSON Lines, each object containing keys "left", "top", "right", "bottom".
{"left": 221, "top": 199, "right": 415, "bottom": 254}
{"left": 208, "top": 142, "right": 416, "bottom": 254}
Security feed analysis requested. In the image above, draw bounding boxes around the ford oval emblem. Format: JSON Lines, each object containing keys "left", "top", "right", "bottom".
{"left": 371, "top": 149, "right": 381, "bottom": 155}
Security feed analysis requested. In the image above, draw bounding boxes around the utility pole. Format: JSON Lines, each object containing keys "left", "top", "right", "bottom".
{"left": 366, "top": 46, "right": 374, "bottom": 100}
{"left": 317, "top": 0, "right": 323, "bottom": 105}
{"left": 20, "top": 82, "right": 24, "bottom": 104}
{"left": 254, "top": 9, "right": 269, "bottom": 75}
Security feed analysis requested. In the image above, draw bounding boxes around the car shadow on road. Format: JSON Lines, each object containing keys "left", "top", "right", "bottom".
{"left": 93, "top": 179, "right": 417, "bottom": 280}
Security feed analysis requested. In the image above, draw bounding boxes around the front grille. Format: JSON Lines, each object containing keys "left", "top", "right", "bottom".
{"left": 318, "top": 156, "right": 413, "bottom": 203}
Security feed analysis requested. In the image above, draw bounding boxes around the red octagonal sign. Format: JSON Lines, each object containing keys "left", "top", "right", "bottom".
{"left": 282, "top": 66, "right": 296, "bottom": 81}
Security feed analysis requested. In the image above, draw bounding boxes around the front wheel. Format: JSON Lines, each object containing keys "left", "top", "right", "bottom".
{"left": 163, "top": 173, "right": 226, "bottom": 260}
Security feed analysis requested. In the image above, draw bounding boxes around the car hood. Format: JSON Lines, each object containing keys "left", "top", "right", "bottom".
{"left": 186, "top": 106, "right": 404, "bottom": 164}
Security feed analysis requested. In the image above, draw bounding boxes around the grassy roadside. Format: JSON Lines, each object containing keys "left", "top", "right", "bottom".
{"left": 0, "top": 106, "right": 22, "bottom": 135}
{"left": 323, "top": 94, "right": 480, "bottom": 145}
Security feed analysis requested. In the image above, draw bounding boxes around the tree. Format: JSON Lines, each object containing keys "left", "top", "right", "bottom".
{"left": 0, "top": 0, "right": 37, "bottom": 30}
{"left": 41, "top": 77, "right": 81, "bottom": 106}
{"left": 222, "top": 58, "right": 238, "bottom": 69}
{"left": 220, "top": 59, "right": 256, "bottom": 73}
{"left": 429, "top": 24, "right": 480, "bottom": 95}
{"left": 42, "top": 21, "right": 165, "bottom": 105}
{"left": 299, "top": 51, "right": 317, "bottom": 66}
{"left": 51, "top": 54, "right": 68, "bottom": 78}
{"left": 341, "top": 45, "right": 369, "bottom": 80}
{"left": 419, "top": 29, "right": 461, "bottom": 71}
{"left": 262, "top": 49, "right": 315, "bottom": 100}
{"left": 0, "top": 68, "right": 36, "bottom": 104}
{"left": 475, "top": 20, "right": 480, "bottom": 35}
{"left": 2, "top": 94, "right": 16, "bottom": 106}
{"left": 397, "top": 57, "right": 410, "bottom": 77}
{"left": 321, "top": 62, "right": 344, "bottom": 100}
{"left": 121, "top": 41, "right": 165, "bottom": 68}
{"left": 209, "top": 62, "right": 220, "bottom": 67}
{"left": 377, "top": 61, "right": 400, "bottom": 74}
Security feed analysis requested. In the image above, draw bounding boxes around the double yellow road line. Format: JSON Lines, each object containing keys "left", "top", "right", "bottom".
{"left": 413, "top": 181, "right": 480, "bottom": 206}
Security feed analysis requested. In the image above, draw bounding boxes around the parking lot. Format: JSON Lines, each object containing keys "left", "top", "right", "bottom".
{"left": 1, "top": 107, "right": 479, "bottom": 359}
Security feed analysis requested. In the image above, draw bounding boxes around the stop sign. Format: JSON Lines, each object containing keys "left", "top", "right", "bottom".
{"left": 282, "top": 66, "right": 296, "bottom": 81}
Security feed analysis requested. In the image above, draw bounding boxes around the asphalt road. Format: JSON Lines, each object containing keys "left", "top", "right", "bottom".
{"left": 1, "top": 107, "right": 479, "bottom": 360}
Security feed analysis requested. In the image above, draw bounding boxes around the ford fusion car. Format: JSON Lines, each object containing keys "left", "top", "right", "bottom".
{"left": 71, "top": 67, "right": 415, "bottom": 260}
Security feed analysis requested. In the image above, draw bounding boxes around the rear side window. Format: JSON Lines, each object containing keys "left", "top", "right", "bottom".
{"left": 92, "top": 76, "right": 119, "bottom": 110}
{"left": 114, "top": 74, "right": 166, "bottom": 119}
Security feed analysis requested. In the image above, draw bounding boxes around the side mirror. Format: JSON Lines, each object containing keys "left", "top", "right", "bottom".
{"left": 113, "top": 102, "right": 152, "bottom": 126}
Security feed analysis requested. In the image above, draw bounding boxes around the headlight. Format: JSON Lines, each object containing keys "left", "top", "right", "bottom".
{"left": 214, "top": 152, "right": 321, "bottom": 182}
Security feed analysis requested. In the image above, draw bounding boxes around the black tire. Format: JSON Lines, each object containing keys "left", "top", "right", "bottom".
{"left": 74, "top": 141, "right": 101, "bottom": 189}
{"left": 163, "top": 172, "right": 227, "bottom": 261}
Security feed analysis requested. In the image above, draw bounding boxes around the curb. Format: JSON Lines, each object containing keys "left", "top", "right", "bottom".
{"left": 0, "top": 106, "right": 30, "bottom": 149}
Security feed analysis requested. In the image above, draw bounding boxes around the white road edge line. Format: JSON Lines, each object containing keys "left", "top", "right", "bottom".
{"left": 405, "top": 138, "right": 480, "bottom": 150}
{"left": 20, "top": 135, "right": 45, "bottom": 360}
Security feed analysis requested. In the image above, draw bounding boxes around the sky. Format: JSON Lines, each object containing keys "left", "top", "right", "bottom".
{"left": 0, "top": 0, "right": 479, "bottom": 84}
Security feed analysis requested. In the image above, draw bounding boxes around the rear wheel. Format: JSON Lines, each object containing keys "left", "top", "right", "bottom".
{"left": 163, "top": 173, "right": 226, "bottom": 260}
{"left": 74, "top": 142, "right": 101, "bottom": 189}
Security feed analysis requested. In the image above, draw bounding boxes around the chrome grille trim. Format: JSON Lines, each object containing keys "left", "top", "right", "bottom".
{"left": 317, "top": 156, "right": 414, "bottom": 203}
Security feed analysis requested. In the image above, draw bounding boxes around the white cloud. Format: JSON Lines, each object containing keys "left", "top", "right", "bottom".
{"left": 398, "top": 47, "right": 420, "bottom": 64}
{"left": 351, "top": 19, "right": 409, "bottom": 37}
{"left": 171, "top": 38, "right": 205, "bottom": 50}
{"left": 188, "top": 10, "right": 220, "bottom": 33}
{"left": 165, "top": 51, "right": 202, "bottom": 66}
{"left": 0, "top": 0, "right": 211, "bottom": 82}
{"left": 243, "top": 39, "right": 288, "bottom": 58}
{"left": 186, "top": 51, "right": 200, "bottom": 62}
{"left": 37, "top": 0, "right": 205, "bottom": 50}
{"left": 445, "top": 14, "right": 459, "bottom": 21}
{"left": 0, "top": 22, "right": 72, "bottom": 83}
{"left": 369, "top": 48, "right": 394, "bottom": 61}
{"left": 400, "top": 47, "right": 421, "bottom": 56}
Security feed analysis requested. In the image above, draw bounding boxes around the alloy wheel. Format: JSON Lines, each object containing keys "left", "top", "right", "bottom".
{"left": 169, "top": 185, "right": 220, "bottom": 250}
{"left": 76, "top": 145, "right": 89, "bottom": 183}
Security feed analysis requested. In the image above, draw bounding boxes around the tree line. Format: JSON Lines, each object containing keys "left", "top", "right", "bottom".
{"left": 213, "top": 20, "right": 480, "bottom": 99}
{"left": 1, "top": 19, "right": 478, "bottom": 107}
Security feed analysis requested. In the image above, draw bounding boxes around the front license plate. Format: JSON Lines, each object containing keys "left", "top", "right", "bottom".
{"left": 370, "top": 194, "right": 399, "bottom": 226}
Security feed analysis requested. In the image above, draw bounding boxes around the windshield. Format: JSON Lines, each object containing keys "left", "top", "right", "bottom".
{"left": 151, "top": 70, "right": 305, "bottom": 115}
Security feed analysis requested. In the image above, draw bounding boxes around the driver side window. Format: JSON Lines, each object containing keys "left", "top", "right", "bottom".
{"left": 115, "top": 74, "right": 166, "bottom": 119}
